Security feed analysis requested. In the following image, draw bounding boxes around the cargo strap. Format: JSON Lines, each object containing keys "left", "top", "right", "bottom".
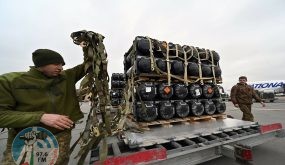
{"left": 145, "top": 37, "right": 199, "bottom": 84}
{"left": 70, "top": 30, "right": 112, "bottom": 165}
{"left": 117, "top": 78, "right": 134, "bottom": 130}
{"left": 185, "top": 46, "right": 195, "bottom": 60}
{"left": 195, "top": 46, "right": 204, "bottom": 85}
{"left": 146, "top": 37, "right": 155, "bottom": 72}
{"left": 183, "top": 46, "right": 189, "bottom": 86}
{"left": 209, "top": 50, "right": 217, "bottom": 85}
{"left": 142, "top": 37, "right": 220, "bottom": 85}
{"left": 166, "top": 42, "right": 171, "bottom": 85}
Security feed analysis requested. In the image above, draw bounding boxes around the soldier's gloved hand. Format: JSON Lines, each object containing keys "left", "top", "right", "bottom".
{"left": 234, "top": 104, "right": 239, "bottom": 108}
{"left": 40, "top": 114, "right": 74, "bottom": 130}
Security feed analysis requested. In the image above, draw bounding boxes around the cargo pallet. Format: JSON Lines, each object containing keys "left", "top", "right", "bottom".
{"left": 132, "top": 114, "right": 227, "bottom": 130}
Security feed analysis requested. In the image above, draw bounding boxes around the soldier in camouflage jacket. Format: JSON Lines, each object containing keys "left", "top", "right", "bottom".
{"left": 0, "top": 49, "right": 86, "bottom": 165}
{"left": 231, "top": 76, "right": 265, "bottom": 121}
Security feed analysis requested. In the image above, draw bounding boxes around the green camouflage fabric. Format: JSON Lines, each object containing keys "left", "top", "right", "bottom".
{"left": 1, "top": 140, "right": 15, "bottom": 165}
{"left": 0, "top": 64, "right": 86, "bottom": 133}
{"left": 70, "top": 30, "right": 111, "bottom": 165}
{"left": 55, "top": 130, "right": 72, "bottom": 165}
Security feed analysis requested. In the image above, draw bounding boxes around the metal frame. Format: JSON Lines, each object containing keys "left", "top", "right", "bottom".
{"left": 90, "top": 122, "right": 285, "bottom": 165}
{"left": 149, "top": 129, "right": 285, "bottom": 165}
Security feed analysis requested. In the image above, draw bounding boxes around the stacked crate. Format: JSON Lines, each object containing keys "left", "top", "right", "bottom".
{"left": 123, "top": 36, "right": 226, "bottom": 122}
{"left": 110, "top": 73, "right": 125, "bottom": 106}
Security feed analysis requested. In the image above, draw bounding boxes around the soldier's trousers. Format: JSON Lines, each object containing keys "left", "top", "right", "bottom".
{"left": 239, "top": 104, "right": 254, "bottom": 122}
{"left": 1, "top": 129, "right": 71, "bottom": 165}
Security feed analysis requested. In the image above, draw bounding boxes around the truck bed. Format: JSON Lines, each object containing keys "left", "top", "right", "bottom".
{"left": 124, "top": 118, "right": 256, "bottom": 148}
{"left": 90, "top": 118, "right": 284, "bottom": 165}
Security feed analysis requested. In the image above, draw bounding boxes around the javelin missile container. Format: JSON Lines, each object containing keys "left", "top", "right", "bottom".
{"left": 110, "top": 73, "right": 125, "bottom": 106}
{"left": 120, "top": 36, "right": 226, "bottom": 122}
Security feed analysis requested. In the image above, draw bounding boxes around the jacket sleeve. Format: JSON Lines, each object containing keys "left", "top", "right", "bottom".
{"left": 0, "top": 75, "right": 45, "bottom": 128}
{"left": 230, "top": 85, "right": 238, "bottom": 104}
{"left": 252, "top": 88, "right": 262, "bottom": 102}
{"left": 65, "top": 63, "right": 86, "bottom": 83}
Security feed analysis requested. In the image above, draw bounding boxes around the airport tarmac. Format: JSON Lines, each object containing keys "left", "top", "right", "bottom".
{"left": 1, "top": 97, "right": 285, "bottom": 165}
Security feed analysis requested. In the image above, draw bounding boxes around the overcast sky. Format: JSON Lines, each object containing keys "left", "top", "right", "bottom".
{"left": 0, "top": 0, "right": 284, "bottom": 91}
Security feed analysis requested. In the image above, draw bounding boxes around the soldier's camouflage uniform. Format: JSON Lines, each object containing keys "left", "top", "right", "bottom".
{"left": 0, "top": 64, "right": 86, "bottom": 164}
{"left": 230, "top": 83, "right": 262, "bottom": 121}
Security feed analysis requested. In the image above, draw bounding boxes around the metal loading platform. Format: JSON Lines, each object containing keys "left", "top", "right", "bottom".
{"left": 90, "top": 118, "right": 284, "bottom": 165}
{"left": 124, "top": 118, "right": 258, "bottom": 148}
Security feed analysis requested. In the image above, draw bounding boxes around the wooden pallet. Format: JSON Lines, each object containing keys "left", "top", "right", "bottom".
{"left": 188, "top": 115, "right": 214, "bottom": 122}
{"left": 137, "top": 115, "right": 214, "bottom": 130}
{"left": 138, "top": 120, "right": 173, "bottom": 130}
{"left": 211, "top": 113, "right": 227, "bottom": 119}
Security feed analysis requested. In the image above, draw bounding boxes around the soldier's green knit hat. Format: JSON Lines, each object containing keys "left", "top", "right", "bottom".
{"left": 32, "top": 49, "right": 65, "bottom": 67}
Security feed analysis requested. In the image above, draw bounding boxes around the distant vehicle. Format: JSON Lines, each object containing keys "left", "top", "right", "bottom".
{"left": 248, "top": 80, "right": 285, "bottom": 94}
{"left": 254, "top": 89, "right": 275, "bottom": 103}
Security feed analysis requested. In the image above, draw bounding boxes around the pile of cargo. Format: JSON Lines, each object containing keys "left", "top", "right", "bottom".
{"left": 110, "top": 73, "right": 125, "bottom": 106}
{"left": 121, "top": 36, "right": 226, "bottom": 122}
